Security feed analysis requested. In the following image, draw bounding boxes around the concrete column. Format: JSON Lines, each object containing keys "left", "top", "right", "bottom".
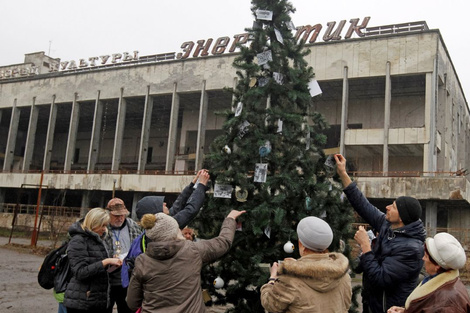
{"left": 22, "top": 97, "right": 39, "bottom": 171}
{"left": 425, "top": 201, "right": 438, "bottom": 237}
{"left": 383, "top": 62, "right": 391, "bottom": 175}
{"left": 195, "top": 81, "right": 209, "bottom": 171}
{"left": 339, "top": 67, "right": 349, "bottom": 156}
{"left": 166, "top": 83, "right": 180, "bottom": 173}
{"left": 138, "top": 86, "right": 154, "bottom": 172}
{"left": 87, "top": 91, "right": 104, "bottom": 172}
{"left": 423, "top": 59, "right": 438, "bottom": 175}
{"left": 81, "top": 191, "right": 91, "bottom": 217}
{"left": 3, "top": 99, "right": 20, "bottom": 172}
{"left": 43, "top": 95, "right": 58, "bottom": 171}
{"left": 112, "top": 88, "right": 127, "bottom": 172}
{"left": 64, "top": 93, "right": 80, "bottom": 171}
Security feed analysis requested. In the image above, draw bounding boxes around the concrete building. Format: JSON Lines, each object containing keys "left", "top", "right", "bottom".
{"left": 0, "top": 19, "right": 469, "bottom": 240}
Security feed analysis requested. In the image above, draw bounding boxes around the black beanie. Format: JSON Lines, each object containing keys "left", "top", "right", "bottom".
{"left": 395, "top": 196, "right": 422, "bottom": 225}
{"left": 135, "top": 196, "right": 165, "bottom": 220}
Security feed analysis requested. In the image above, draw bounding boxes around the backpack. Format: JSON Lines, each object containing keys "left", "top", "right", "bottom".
{"left": 38, "top": 241, "right": 72, "bottom": 292}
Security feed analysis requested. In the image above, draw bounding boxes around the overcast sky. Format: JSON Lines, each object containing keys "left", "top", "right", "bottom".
{"left": 1, "top": 0, "right": 468, "bottom": 103}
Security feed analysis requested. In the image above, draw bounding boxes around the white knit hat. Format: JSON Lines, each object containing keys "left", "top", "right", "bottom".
{"left": 426, "top": 232, "right": 467, "bottom": 270}
{"left": 145, "top": 213, "right": 179, "bottom": 242}
{"left": 297, "top": 216, "right": 333, "bottom": 252}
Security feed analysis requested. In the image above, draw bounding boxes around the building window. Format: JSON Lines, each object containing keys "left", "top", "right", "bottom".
{"left": 147, "top": 147, "right": 153, "bottom": 163}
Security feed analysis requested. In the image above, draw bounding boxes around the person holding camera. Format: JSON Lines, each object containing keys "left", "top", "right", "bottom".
{"left": 260, "top": 216, "right": 351, "bottom": 313}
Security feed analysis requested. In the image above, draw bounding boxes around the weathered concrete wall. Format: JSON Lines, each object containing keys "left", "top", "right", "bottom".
{"left": 0, "top": 32, "right": 439, "bottom": 108}
{"left": 0, "top": 213, "right": 77, "bottom": 232}
{"left": 0, "top": 173, "right": 195, "bottom": 193}
{"left": 356, "top": 176, "right": 469, "bottom": 202}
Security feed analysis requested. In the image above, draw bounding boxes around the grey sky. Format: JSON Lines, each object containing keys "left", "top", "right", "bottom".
{"left": 1, "top": 0, "right": 468, "bottom": 103}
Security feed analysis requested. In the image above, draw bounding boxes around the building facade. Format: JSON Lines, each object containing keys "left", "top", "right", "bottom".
{"left": 0, "top": 20, "right": 469, "bottom": 239}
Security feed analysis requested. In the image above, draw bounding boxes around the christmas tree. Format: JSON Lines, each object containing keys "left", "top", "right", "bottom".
{"left": 194, "top": 0, "right": 356, "bottom": 312}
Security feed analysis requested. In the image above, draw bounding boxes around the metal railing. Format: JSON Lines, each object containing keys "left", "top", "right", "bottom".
{"left": 1, "top": 203, "right": 81, "bottom": 217}
{"left": 365, "top": 21, "right": 429, "bottom": 37}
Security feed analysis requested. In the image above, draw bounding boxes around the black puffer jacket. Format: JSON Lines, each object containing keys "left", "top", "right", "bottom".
{"left": 344, "top": 182, "right": 426, "bottom": 313}
{"left": 63, "top": 221, "right": 110, "bottom": 310}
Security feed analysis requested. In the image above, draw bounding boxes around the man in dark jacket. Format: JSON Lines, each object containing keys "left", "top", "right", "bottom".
{"left": 103, "top": 198, "right": 142, "bottom": 313}
{"left": 334, "top": 154, "right": 426, "bottom": 313}
{"left": 120, "top": 169, "right": 210, "bottom": 288}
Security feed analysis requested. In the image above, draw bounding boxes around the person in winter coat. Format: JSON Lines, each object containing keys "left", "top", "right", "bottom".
{"left": 126, "top": 209, "right": 245, "bottom": 313}
{"left": 121, "top": 169, "right": 210, "bottom": 288}
{"left": 388, "top": 232, "right": 470, "bottom": 313}
{"left": 64, "top": 208, "right": 123, "bottom": 313}
{"left": 334, "top": 154, "right": 426, "bottom": 313}
{"left": 260, "top": 216, "right": 352, "bottom": 313}
{"left": 103, "top": 198, "right": 142, "bottom": 313}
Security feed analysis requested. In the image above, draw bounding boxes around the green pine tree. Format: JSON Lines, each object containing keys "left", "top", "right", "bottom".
{"left": 194, "top": 1, "right": 357, "bottom": 312}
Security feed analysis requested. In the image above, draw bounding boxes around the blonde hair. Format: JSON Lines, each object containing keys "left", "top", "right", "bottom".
{"left": 82, "top": 207, "right": 110, "bottom": 234}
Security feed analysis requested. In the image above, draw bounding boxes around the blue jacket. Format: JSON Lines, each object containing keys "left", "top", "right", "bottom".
{"left": 344, "top": 182, "right": 426, "bottom": 313}
{"left": 121, "top": 182, "right": 208, "bottom": 287}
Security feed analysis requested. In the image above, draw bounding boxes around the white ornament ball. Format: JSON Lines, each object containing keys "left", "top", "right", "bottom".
{"left": 283, "top": 240, "right": 295, "bottom": 254}
{"left": 213, "top": 276, "right": 224, "bottom": 289}
{"left": 222, "top": 145, "right": 231, "bottom": 154}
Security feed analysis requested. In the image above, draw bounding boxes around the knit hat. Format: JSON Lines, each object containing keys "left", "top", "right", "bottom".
{"left": 395, "top": 196, "right": 422, "bottom": 225}
{"left": 145, "top": 213, "right": 180, "bottom": 242}
{"left": 135, "top": 196, "right": 165, "bottom": 220}
{"left": 425, "top": 232, "right": 467, "bottom": 270}
{"left": 106, "top": 198, "right": 129, "bottom": 216}
{"left": 297, "top": 216, "right": 333, "bottom": 252}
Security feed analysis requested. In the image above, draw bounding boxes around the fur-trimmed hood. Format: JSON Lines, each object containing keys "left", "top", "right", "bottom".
{"left": 278, "top": 252, "right": 350, "bottom": 293}
{"left": 405, "top": 269, "right": 459, "bottom": 308}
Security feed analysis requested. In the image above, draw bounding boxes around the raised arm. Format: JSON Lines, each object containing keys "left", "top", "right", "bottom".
{"left": 334, "top": 154, "right": 352, "bottom": 188}
{"left": 170, "top": 169, "right": 209, "bottom": 216}
{"left": 195, "top": 210, "right": 246, "bottom": 263}
{"left": 171, "top": 170, "right": 210, "bottom": 228}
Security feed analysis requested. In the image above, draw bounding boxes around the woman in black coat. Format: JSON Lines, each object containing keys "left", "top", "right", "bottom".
{"left": 64, "top": 208, "right": 122, "bottom": 313}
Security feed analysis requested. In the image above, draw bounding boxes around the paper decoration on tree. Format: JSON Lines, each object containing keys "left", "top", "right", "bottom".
{"left": 283, "top": 240, "right": 295, "bottom": 253}
{"left": 324, "top": 155, "right": 336, "bottom": 177}
{"left": 286, "top": 20, "right": 296, "bottom": 31}
{"left": 235, "top": 102, "right": 243, "bottom": 117}
{"left": 213, "top": 276, "right": 224, "bottom": 289}
{"left": 259, "top": 140, "right": 272, "bottom": 157}
{"left": 238, "top": 120, "right": 250, "bottom": 138}
{"left": 235, "top": 187, "right": 248, "bottom": 202}
{"left": 222, "top": 145, "right": 231, "bottom": 154}
{"left": 308, "top": 79, "right": 322, "bottom": 97}
{"left": 213, "top": 184, "right": 233, "bottom": 199}
{"left": 264, "top": 225, "right": 271, "bottom": 239}
{"left": 263, "top": 63, "right": 270, "bottom": 70}
{"left": 236, "top": 221, "right": 243, "bottom": 231}
{"left": 256, "top": 50, "right": 273, "bottom": 66}
{"left": 273, "top": 72, "right": 285, "bottom": 85}
{"left": 255, "top": 9, "right": 273, "bottom": 21}
{"left": 277, "top": 119, "right": 283, "bottom": 133}
{"left": 254, "top": 163, "right": 268, "bottom": 183}
{"left": 274, "top": 28, "right": 283, "bottom": 45}
{"left": 305, "top": 131, "right": 311, "bottom": 150}
{"left": 305, "top": 196, "right": 312, "bottom": 211}
{"left": 258, "top": 77, "right": 269, "bottom": 87}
